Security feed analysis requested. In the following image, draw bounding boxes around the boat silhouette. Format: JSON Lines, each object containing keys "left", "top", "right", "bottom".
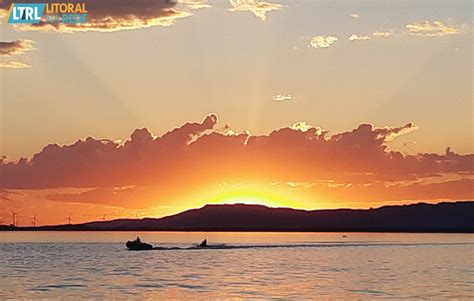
{"left": 126, "top": 237, "right": 153, "bottom": 250}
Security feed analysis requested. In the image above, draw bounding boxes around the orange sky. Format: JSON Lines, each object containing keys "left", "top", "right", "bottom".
{"left": 1, "top": 114, "right": 472, "bottom": 226}
{"left": 0, "top": 0, "right": 472, "bottom": 225}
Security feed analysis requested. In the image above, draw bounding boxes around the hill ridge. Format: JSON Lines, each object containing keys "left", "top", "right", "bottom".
{"left": 1, "top": 201, "right": 472, "bottom": 232}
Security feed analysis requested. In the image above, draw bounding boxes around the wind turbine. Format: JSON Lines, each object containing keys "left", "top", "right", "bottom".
{"left": 66, "top": 214, "right": 73, "bottom": 225}
{"left": 31, "top": 214, "right": 37, "bottom": 227}
{"left": 10, "top": 210, "right": 18, "bottom": 227}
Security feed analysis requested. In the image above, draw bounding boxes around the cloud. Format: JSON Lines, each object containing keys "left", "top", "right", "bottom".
{"left": 309, "top": 35, "right": 338, "bottom": 48}
{"left": 350, "top": 13, "right": 359, "bottom": 19}
{"left": 0, "top": 39, "right": 35, "bottom": 69}
{"left": 405, "top": 21, "right": 463, "bottom": 37}
{"left": 0, "top": 60, "right": 31, "bottom": 69}
{"left": 372, "top": 30, "right": 394, "bottom": 38}
{"left": 0, "top": 0, "right": 192, "bottom": 33}
{"left": 300, "top": 178, "right": 474, "bottom": 203}
{"left": 1, "top": 115, "right": 472, "bottom": 214}
{"left": 289, "top": 121, "right": 322, "bottom": 134}
{"left": 178, "top": 0, "right": 211, "bottom": 10}
{"left": 272, "top": 94, "right": 293, "bottom": 102}
{"left": 2, "top": 114, "right": 472, "bottom": 186}
{"left": 375, "top": 123, "right": 418, "bottom": 142}
{"left": 0, "top": 114, "right": 220, "bottom": 188}
{"left": 0, "top": 39, "right": 35, "bottom": 56}
{"left": 348, "top": 34, "right": 371, "bottom": 41}
{"left": 228, "top": 0, "right": 284, "bottom": 21}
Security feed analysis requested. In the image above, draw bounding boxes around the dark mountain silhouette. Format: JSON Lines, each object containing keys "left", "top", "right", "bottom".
{"left": 3, "top": 201, "right": 473, "bottom": 232}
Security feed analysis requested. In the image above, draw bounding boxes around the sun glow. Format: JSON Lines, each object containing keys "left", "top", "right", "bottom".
{"left": 210, "top": 193, "right": 280, "bottom": 207}
{"left": 186, "top": 182, "right": 304, "bottom": 209}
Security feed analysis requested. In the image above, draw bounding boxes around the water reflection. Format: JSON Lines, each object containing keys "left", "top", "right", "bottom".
{"left": 0, "top": 232, "right": 472, "bottom": 299}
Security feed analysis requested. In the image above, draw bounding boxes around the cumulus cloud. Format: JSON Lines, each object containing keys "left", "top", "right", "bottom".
{"left": 2, "top": 114, "right": 472, "bottom": 186}
{"left": 272, "top": 94, "right": 293, "bottom": 102}
{"left": 406, "top": 21, "right": 463, "bottom": 37}
{"left": 348, "top": 34, "right": 371, "bottom": 41}
{"left": 1, "top": 115, "right": 472, "bottom": 212}
{"left": 0, "top": 0, "right": 191, "bottom": 33}
{"left": 289, "top": 121, "right": 323, "bottom": 134}
{"left": 0, "top": 39, "right": 35, "bottom": 69}
{"left": 309, "top": 35, "right": 338, "bottom": 48}
{"left": 228, "top": 0, "right": 284, "bottom": 21}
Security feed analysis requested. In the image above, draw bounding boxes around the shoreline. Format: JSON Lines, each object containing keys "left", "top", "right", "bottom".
{"left": 1, "top": 227, "right": 473, "bottom": 233}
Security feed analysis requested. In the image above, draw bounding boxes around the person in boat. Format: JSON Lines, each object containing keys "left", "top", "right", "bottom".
{"left": 126, "top": 236, "right": 153, "bottom": 250}
{"left": 200, "top": 239, "right": 207, "bottom": 247}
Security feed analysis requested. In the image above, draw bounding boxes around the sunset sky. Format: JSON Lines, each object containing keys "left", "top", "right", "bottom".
{"left": 0, "top": 0, "right": 472, "bottom": 225}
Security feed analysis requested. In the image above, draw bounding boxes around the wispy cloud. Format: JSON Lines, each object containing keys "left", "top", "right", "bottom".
{"left": 348, "top": 34, "right": 371, "bottom": 41}
{"left": 0, "top": 39, "right": 35, "bottom": 69}
{"left": 0, "top": 60, "right": 31, "bottom": 69}
{"left": 372, "top": 30, "right": 394, "bottom": 38}
{"left": 229, "top": 0, "right": 284, "bottom": 21}
{"left": 406, "top": 21, "right": 463, "bottom": 37}
{"left": 272, "top": 94, "right": 293, "bottom": 102}
{"left": 178, "top": 0, "right": 211, "bottom": 10}
{"left": 309, "top": 35, "right": 338, "bottom": 49}
{"left": 376, "top": 123, "right": 419, "bottom": 142}
{"left": 0, "top": 39, "right": 35, "bottom": 56}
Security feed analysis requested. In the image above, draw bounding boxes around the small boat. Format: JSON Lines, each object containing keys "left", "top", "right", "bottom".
{"left": 126, "top": 237, "right": 153, "bottom": 251}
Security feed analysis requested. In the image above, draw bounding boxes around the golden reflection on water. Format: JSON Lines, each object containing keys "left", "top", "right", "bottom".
{"left": 0, "top": 232, "right": 473, "bottom": 299}
{"left": 0, "top": 231, "right": 472, "bottom": 244}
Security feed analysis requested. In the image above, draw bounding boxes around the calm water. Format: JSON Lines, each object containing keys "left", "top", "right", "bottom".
{"left": 0, "top": 232, "right": 473, "bottom": 299}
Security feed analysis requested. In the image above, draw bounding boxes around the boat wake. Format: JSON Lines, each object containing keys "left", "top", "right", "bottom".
{"left": 144, "top": 242, "right": 472, "bottom": 251}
